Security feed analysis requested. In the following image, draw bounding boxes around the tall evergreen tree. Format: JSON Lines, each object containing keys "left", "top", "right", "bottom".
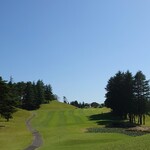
{"left": 0, "top": 77, "right": 16, "bottom": 121}
{"left": 44, "top": 84, "right": 54, "bottom": 103}
{"left": 133, "top": 71, "right": 150, "bottom": 124}
{"left": 15, "top": 81, "right": 26, "bottom": 107}
{"left": 123, "top": 71, "right": 134, "bottom": 121}
{"left": 105, "top": 70, "right": 150, "bottom": 125}
{"left": 36, "top": 80, "right": 45, "bottom": 105}
{"left": 105, "top": 71, "right": 126, "bottom": 118}
{"left": 7, "top": 77, "right": 21, "bottom": 107}
{"left": 22, "top": 82, "right": 37, "bottom": 110}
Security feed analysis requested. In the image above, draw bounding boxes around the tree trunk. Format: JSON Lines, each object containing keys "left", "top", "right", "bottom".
{"left": 129, "top": 114, "right": 132, "bottom": 123}
{"left": 143, "top": 115, "right": 145, "bottom": 125}
{"left": 139, "top": 114, "right": 142, "bottom": 125}
{"left": 133, "top": 115, "right": 136, "bottom": 124}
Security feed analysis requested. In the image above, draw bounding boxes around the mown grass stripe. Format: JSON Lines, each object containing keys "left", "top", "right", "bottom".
{"left": 31, "top": 101, "right": 150, "bottom": 150}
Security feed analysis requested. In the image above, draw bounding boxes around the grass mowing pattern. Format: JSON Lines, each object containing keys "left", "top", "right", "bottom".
{"left": 0, "top": 109, "right": 32, "bottom": 150}
{"left": 31, "top": 101, "right": 150, "bottom": 150}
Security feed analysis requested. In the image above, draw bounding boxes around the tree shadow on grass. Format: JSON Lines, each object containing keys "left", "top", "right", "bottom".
{"left": 0, "top": 125, "right": 5, "bottom": 128}
{"left": 88, "top": 112, "right": 136, "bottom": 128}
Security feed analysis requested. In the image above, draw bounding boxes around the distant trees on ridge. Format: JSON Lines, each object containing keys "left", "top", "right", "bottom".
{"left": 0, "top": 76, "right": 56, "bottom": 121}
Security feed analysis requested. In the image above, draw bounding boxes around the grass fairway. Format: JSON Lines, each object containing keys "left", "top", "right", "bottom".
{"left": 0, "top": 109, "right": 32, "bottom": 150}
{"left": 31, "top": 101, "right": 150, "bottom": 150}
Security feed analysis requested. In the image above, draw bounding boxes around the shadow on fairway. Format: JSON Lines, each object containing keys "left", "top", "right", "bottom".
{"left": 88, "top": 112, "right": 136, "bottom": 128}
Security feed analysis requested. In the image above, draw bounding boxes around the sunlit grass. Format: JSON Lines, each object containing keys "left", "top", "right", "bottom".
{"left": 0, "top": 109, "right": 32, "bottom": 150}
{"left": 31, "top": 101, "right": 150, "bottom": 150}
{"left": 0, "top": 101, "right": 149, "bottom": 150}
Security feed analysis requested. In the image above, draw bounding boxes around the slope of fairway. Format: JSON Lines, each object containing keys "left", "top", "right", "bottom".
{"left": 31, "top": 101, "right": 149, "bottom": 150}
{"left": 0, "top": 109, "right": 32, "bottom": 150}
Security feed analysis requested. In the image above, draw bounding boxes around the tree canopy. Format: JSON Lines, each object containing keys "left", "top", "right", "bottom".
{"left": 0, "top": 77, "right": 16, "bottom": 121}
{"left": 105, "top": 71, "right": 150, "bottom": 125}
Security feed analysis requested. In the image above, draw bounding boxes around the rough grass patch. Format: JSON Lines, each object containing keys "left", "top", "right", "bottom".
{"left": 87, "top": 127, "right": 150, "bottom": 137}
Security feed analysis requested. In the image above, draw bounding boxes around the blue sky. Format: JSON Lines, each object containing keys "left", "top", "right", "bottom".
{"left": 1, "top": 0, "right": 150, "bottom": 103}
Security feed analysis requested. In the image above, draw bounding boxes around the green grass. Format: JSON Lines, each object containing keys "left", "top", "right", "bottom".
{"left": 31, "top": 101, "right": 150, "bottom": 150}
{"left": 0, "top": 109, "right": 32, "bottom": 150}
{"left": 1, "top": 101, "right": 149, "bottom": 150}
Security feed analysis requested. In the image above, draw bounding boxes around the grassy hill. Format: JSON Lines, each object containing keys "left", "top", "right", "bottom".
{"left": 0, "top": 101, "right": 150, "bottom": 150}
{"left": 0, "top": 109, "right": 32, "bottom": 150}
{"left": 31, "top": 101, "right": 150, "bottom": 150}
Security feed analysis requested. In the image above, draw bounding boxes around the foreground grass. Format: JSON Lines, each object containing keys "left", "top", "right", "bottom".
{"left": 0, "top": 101, "right": 149, "bottom": 150}
{"left": 0, "top": 109, "right": 32, "bottom": 150}
{"left": 31, "top": 101, "right": 150, "bottom": 150}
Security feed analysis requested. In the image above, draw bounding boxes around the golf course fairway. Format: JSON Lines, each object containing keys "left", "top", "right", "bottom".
{"left": 0, "top": 101, "right": 150, "bottom": 150}
{"left": 31, "top": 101, "right": 150, "bottom": 150}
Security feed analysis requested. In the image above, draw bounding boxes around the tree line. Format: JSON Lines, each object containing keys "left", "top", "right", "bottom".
{"left": 69, "top": 101, "right": 104, "bottom": 108}
{"left": 0, "top": 76, "right": 56, "bottom": 121}
{"left": 63, "top": 97, "right": 104, "bottom": 108}
{"left": 105, "top": 71, "right": 150, "bottom": 125}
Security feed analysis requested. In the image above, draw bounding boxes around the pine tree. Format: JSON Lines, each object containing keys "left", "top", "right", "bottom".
{"left": 22, "top": 82, "right": 37, "bottom": 110}
{"left": 133, "top": 71, "right": 150, "bottom": 125}
{"left": 36, "top": 80, "right": 45, "bottom": 105}
{"left": 15, "top": 81, "right": 26, "bottom": 107}
{"left": 123, "top": 71, "right": 134, "bottom": 121}
{"left": 0, "top": 76, "right": 16, "bottom": 121}
{"left": 44, "top": 84, "right": 54, "bottom": 103}
{"left": 105, "top": 70, "right": 150, "bottom": 125}
{"left": 105, "top": 71, "right": 126, "bottom": 118}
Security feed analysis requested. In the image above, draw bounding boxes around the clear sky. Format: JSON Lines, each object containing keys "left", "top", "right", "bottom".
{"left": 1, "top": 0, "right": 150, "bottom": 103}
